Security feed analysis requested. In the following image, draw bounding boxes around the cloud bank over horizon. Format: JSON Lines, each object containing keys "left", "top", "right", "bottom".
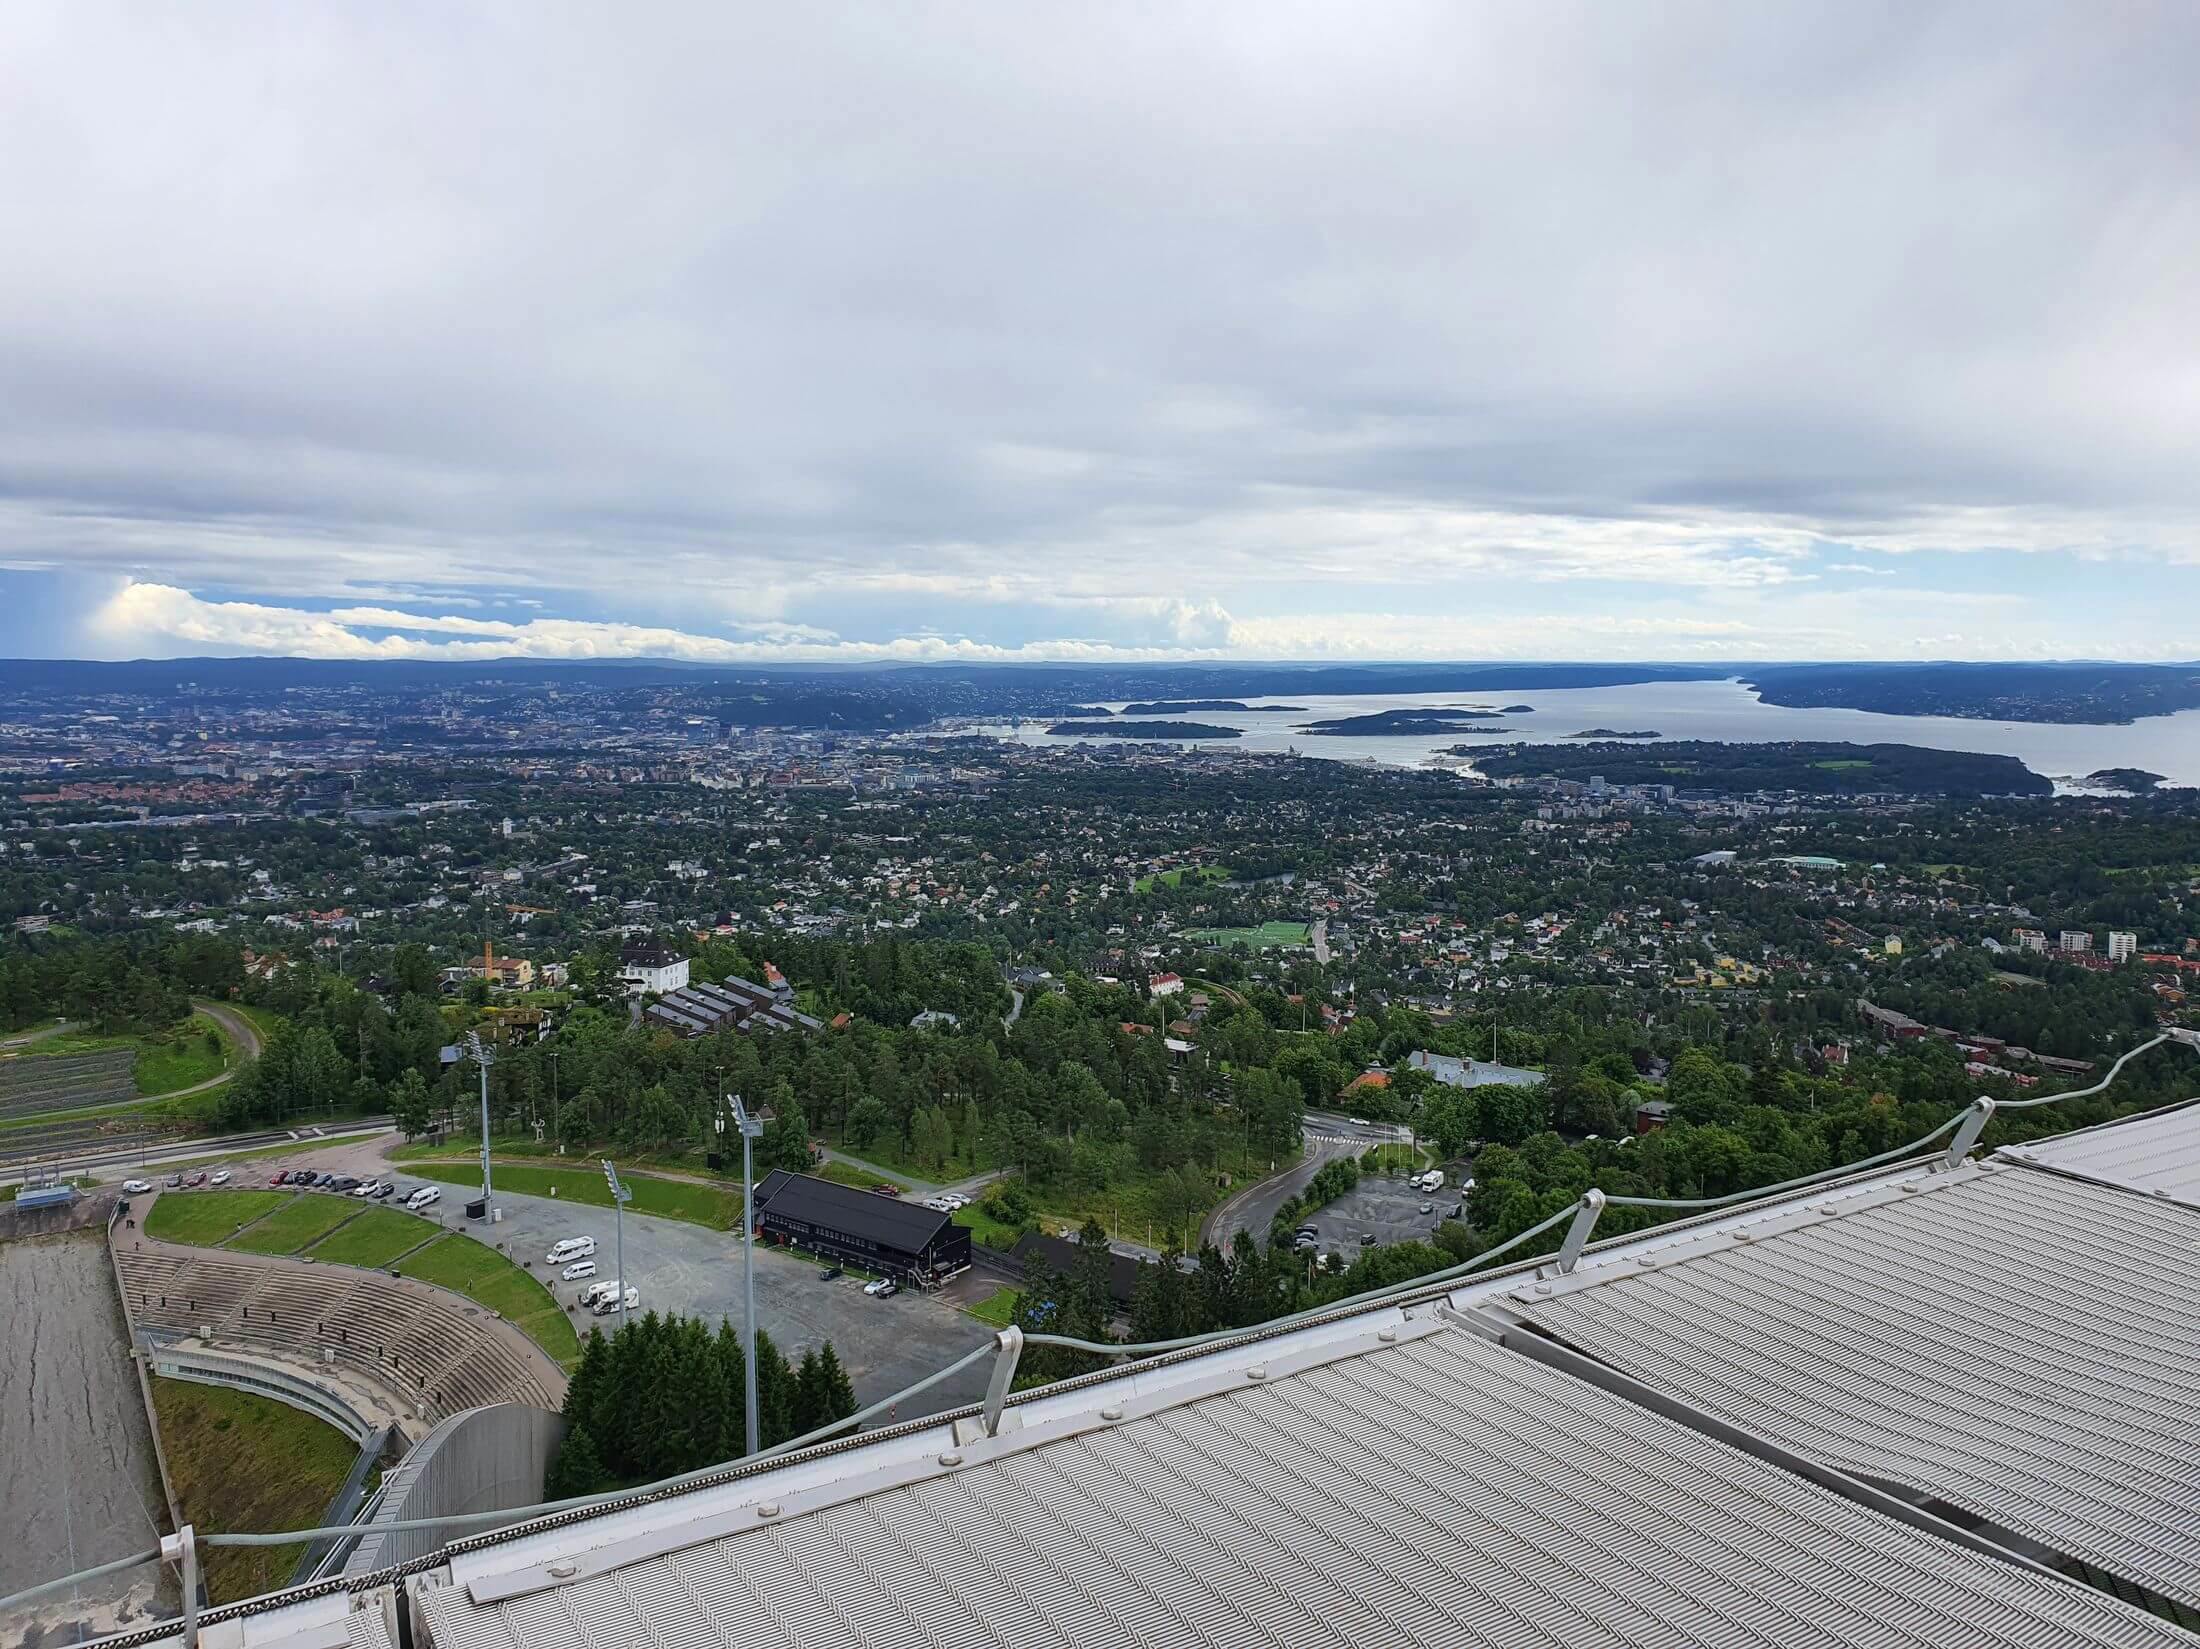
{"left": 6, "top": 3, "right": 2200, "bottom": 664}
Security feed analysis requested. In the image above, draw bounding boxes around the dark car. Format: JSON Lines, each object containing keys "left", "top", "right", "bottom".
{"left": 187, "top": 1171, "right": 209, "bottom": 1187}
{"left": 373, "top": 1183, "right": 396, "bottom": 1199}
{"left": 820, "top": 1265, "right": 845, "bottom": 1281}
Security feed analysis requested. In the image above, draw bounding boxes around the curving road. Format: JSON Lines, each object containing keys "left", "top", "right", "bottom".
{"left": 1200, "top": 1112, "right": 1408, "bottom": 1253}
{"left": 153, "top": 1000, "right": 264, "bottom": 1102}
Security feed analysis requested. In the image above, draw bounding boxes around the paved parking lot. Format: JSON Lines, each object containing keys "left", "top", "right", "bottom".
{"left": 422, "top": 1184, "right": 996, "bottom": 1420}
{"left": 1296, "top": 1170, "right": 1461, "bottom": 1256}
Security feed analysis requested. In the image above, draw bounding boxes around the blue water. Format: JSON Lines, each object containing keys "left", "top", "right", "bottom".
{"left": 977, "top": 677, "right": 2200, "bottom": 790}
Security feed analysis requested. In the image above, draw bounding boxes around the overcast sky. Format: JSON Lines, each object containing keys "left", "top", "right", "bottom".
{"left": 4, "top": 2, "right": 2198, "bottom": 665}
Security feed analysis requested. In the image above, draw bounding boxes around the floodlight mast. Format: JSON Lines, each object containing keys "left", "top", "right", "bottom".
{"left": 601, "top": 1159, "right": 628, "bottom": 1325}
{"left": 729, "top": 1093, "right": 764, "bottom": 1457}
{"left": 465, "top": 1032, "right": 495, "bottom": 1218}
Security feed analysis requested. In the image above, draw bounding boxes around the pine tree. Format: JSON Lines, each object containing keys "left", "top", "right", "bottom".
{"left": 753, "top": 1328, "right": 797, "bottom": 1448}
{"left": 816, "top": 1343, "right": 857, "bottom": 1423}
{"left": 545, "top": 1424, "right": 611, "bottom": 1499}
{"left": 793, "top": 1347, "right": 828, "bottom": 1437}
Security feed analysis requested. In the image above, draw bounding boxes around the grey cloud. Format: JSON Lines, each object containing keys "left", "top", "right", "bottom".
{"left": 3, "top": 1, "right": 2200, "bottom": 652}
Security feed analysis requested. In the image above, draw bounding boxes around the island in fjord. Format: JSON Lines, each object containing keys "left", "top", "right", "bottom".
{"left": 1300, "top": 707, "right": 1511, "bottom": 736}
{"left": 1570, "top": 728, "right": 1661, "bottom": 739}
{"left": 1047, "top": 719, "right": 1242, "bottom": 740}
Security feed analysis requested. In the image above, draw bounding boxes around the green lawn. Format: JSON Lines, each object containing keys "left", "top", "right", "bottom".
{"left": 222, "top": 1193, "right": 359, "bottom": 1255}
{"left": 1134, "top": 865, "right": 1232, "bottom": 893}
{"left": 305, "top": 1205, "right": 442, "bottom": 1267}
{"left": 399, "top": 1233, "right": 579, "bottom": 1365}
{"left": 229, "top": 1003, "right": 288, "bottom": 1045}
{"left": 1360, "top": 1142, "right": 1435, "bottom": 1176}
{"left": 832, "top": 1131, "right": 995, "bottom": 1184}
{"left": 150, "top": 1377, "right": 359, "bottom": 1604}
{"left": 952, "top": 1203, "right": 1026, "bottom": 1250}
{"left": 810, "top": 1158, "right": 910, "bottom": 1193}
{"left": 1181, "top": 920, "right": 1312, "bottom": 950}
{"left": 966, "top": 1286, "right": 1020, "bottom": 1328}
{"left": 407, "top": 1159, "right": 740, "bottom": 1230}
{"left": 5, "top": 1029, "right": 136, "bottom": 1059}
{"left": 134, "top": 1018, "right": 233, "bottom": 1096}
{"left": 146, "top": 1189, "right": 291, "bottom": 1246}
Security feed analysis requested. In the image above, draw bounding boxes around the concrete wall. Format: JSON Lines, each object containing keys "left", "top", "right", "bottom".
{"left": 343, "top": 1403, "right": 565, "bottom": 1573}
{"left": 147, "top": 1343, "right": 380, "bottom": 1444}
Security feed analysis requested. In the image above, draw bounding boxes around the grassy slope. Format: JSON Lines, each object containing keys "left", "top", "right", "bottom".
{"left": 305, "top": 1205, "right": 442, "bottom": 1267}
{"left": 965, "top": 1285, "right": 1020, "bottom": 1327}
{"left": 134, "top": 1018, "right": 233, "bottom": 1096}
{"left": 150, "top": 1377, "right": 358, "bottom": 1603}
{"left": 222, "top": 1193, "right": 360, "bottom": 1256}
{"left": 144, "top": 1188, "right": 577, "bottom": 1365}
{"left": 145, "top": 1189, "right": 290, "bottom": 1245}
{"left": 407, "top": 1159, "right": 740, "bottom": 1230}
{"left": 400, "top": 1233, "right": 579, "bottom": 1364}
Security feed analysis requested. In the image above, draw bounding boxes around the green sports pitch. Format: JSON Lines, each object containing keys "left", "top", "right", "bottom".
{"left": 1180, "top": 921, "right": 1311, "bottom": 950}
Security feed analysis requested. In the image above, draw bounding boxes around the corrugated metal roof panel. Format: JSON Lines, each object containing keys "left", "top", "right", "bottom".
{"left": 414, "top": 1326, "right": 2195, "bottom": 1649}
{"left": 2004, "top": 1098, "right": 2200, "bottom": 1209}
{"left": 1514, "top": 1164, "right": 2200, "bottom": 1614}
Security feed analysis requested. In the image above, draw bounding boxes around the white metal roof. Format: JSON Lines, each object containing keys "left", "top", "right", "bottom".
{"left": 1505, "top": 1159, "right": 2200, "bottom": 1616}
{"left": 2000, "top": 1097, "right": 2200, "bottom": 1209}
{"left": 405, "top": 1312, "right": 2192, "bottom": 1649}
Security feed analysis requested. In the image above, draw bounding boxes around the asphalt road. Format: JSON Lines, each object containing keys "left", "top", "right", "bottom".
{"left": 1204, "top": 1112, "right": 1410, "bottom": 1252}
{"left": 0, "top": 1232, "right": 173, "bottom": 1648}
{"left": 479, "top": 1186, "right": 996, "bottom": 1418}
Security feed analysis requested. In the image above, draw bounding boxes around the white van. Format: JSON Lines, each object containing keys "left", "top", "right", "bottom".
{"left": 561, "top": 1259, "right": 598, "bottom": 1282}
{"left": 546, "top": 1236, "right": 596, "bottom": 1266}
{"left": 407, "top": 1186, "right": 441, "bottom": 1210}
{"left": 1417, "top": 1170, "right": 1445, "bottom": 1193}
{"left": 588, "top": 1284, "right": 639, "bottom": 1316}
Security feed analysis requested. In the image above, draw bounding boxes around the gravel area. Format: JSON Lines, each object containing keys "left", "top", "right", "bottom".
{"left": 0, "top": 1231, "right": 174, "bottom": 1648}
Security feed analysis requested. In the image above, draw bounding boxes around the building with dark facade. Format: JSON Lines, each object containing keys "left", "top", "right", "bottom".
{"left": 755, "top": 1172, "right": 972, "bottom": 1282}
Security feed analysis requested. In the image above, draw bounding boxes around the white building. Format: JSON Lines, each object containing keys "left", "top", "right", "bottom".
{"left": 618, "top": 938, "right": 690, "bottom": 996}
{"left": 2059, "top": 930, "right": 2092, "bottom": 954}
{"left": 2108, "top": 930, "right": 2138, "bottom": 963}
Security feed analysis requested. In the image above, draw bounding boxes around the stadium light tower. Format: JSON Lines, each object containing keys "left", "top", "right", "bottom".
{"left": 464, "top": 1031, "right": 495, "bottom": 1219}
{"left": 600, "top": 1159, "right": 631, "bottom": 1325}
{"left": 727, "top": 1093, "right": 764, "bottom": 1456}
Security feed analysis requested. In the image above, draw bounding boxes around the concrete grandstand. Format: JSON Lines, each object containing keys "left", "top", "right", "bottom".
{"left": 111, "top": 1223, "right": 566, "bottom": 1431}
{"left": 34, "top": 1083, "right": 2200, "bottom": 1648}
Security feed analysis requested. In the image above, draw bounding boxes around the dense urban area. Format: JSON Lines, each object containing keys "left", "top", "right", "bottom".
{"left": 5, "top": 659, "right": 2200, "bottom": 1635}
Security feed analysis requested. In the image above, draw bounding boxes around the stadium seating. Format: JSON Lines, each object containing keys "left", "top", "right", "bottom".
{"left": 111, "top": 1241, "right": 563, "bottom": 1416}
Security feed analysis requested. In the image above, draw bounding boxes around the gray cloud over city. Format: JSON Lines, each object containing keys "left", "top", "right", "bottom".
{"left": 4, "top": 2, "right": 2198, "bottom": 660}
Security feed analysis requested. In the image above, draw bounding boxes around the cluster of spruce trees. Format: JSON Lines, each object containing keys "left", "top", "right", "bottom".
{"left": 545, "top": 1312, "right": 858, "bottom": 1495}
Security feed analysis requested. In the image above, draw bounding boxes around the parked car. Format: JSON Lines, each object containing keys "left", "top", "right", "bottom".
{"left": 373, "top": 1183, "right": 396, "bottom": 1200}
{"left": 122, "top": 1178, "right": 152, "bottom": 1194}
{"left": 821, "top": 1265, "right": 845, "bottom": 1281}
{"left": 546, "top": 1236, "right": 597, "bottom": 1266}
{"left": 350, "top": 1180, "right": 378, "bottom": 1198}
{"left": 165, "top": 1173, "right": 184, "bottom": 1188}
{"left": 921, "top": 1197, "right": 951, "bottom": 1212}
{"left": 209, "top": 1170, "right": 231, "bottom": 1185}
{"left": 1359, "top": 1232, "right": 1376, "bottom": 1245}
{"left": 561, "top": 1259, "right": 599, "bottom": 1282}
{"left": 270, "top": 1170, "right": 289, "bottom": 1185}
{"left": 873, "top": 1279, "right": 899, "bottom": 1298}
{"left": 1295, "top": 1224, "right": 1319, "bottom": 1240}
{"left": 1418, "top": 1201, "right": 1434, "bottom": 1215}
{"left": 868, "top": 1183, "right": 901, "bottom": 1197}
{"left": 588, "top": 1284, "right": 639, "bottom": 1316}
{"left": 940, "top": 1194, "right": 968, "bottom": 1210}
{"left": 187, "top": 1171, "right": 209, "bottom": 1187}
{"left": 407, "top": 1186, "right": 441, "bottom": 1209}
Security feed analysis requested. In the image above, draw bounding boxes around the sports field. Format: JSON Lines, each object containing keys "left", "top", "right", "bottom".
{"left": 1181, "top": 920, "right": 1312, "bottom": 950}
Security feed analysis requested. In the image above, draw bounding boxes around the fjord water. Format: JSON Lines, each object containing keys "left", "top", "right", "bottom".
{"left": 981, "top": 677, "right": 2200, "bottom": 789}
